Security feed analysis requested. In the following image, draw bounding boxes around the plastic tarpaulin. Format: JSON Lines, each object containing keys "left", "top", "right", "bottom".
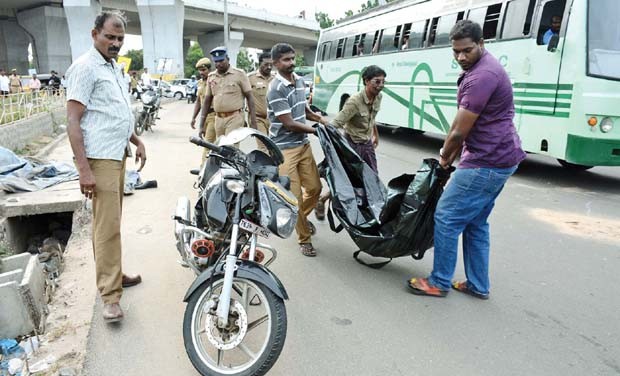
{"left": 0, "top": 146, "right": 79, "bottom": 193}
{"left": 316, "top": 124, "right": 451, "bottom": 267}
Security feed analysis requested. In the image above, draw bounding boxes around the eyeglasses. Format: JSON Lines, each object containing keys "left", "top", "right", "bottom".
{"left": 369, "top": 78, "right": 386, "bottom": 85}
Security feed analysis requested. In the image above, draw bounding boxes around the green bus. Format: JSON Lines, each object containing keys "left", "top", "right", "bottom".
{"left": 312, "top": 0, "right": 620, "bottom": 169}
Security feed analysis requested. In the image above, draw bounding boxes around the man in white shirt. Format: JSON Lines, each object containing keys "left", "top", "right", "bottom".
{"left": 28, "top": 74, "right": 41, "bottom": 91}
{"left": 0, "top": 69, "right": 9, "bottom": 95}
{"left": 140, "top": 67, "right": 151, "bottom": 87}
{"left": 66, "top": 10, "right": 146, "bottom": 324}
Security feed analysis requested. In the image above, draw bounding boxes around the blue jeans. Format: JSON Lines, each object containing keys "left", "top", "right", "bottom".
{"left": 428, "top": 165, "right": 518, "bottom": 295}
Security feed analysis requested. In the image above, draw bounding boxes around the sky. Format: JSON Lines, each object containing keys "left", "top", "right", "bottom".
{"left": 120, "top": 0, "right": 366, "bottom": 54}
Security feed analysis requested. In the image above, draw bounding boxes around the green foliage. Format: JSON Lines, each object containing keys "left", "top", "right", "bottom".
{"left": 295, "top": 55, "right": 306, "bottom": 67}
{"left": 315, "top": 11, "right": 334, "bottom": 29}
{"left": 122, "top": 49, "right": 143, "bottom": 71}
{"left": 185, "top": 43, "right": 204, "bottom": 78}
{"left": 236, "top": 48, "right": 255, "bottom": 73}
{"left": 344, "top": 10, "right": 354, "bottom": 17}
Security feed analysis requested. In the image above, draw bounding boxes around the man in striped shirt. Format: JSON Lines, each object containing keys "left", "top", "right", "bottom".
{"left": 267, "top": 43, "right": 328, "bottom": 257}
{"left": 66, "top": 11, "right": 146, "bottom": 323}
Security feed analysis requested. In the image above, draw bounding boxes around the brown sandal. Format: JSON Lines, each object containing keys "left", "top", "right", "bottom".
{"left": 300, "top": 243, "right": 316, "bottom": 257}
{"left": 451, "top": 281, "right": 489, "bottom": 300}
{"left": 307, "top": 220, "right": 316, "bottom": 235}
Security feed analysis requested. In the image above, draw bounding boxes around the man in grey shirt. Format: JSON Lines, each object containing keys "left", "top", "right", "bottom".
{"left": 267, "top": 43, "right": 328, "bottom": 257}
{"left": 66, "top": 11, "right": 146, "bottom": 323}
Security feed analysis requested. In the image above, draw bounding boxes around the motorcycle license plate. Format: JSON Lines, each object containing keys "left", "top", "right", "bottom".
{"left": 239, "top": 219, "right": 270, "bottom": 238}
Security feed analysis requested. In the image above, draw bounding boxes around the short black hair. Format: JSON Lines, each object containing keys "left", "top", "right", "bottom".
{"left": 94, "top": 10, "right": 127, "bottom": 31}
{"left": 258, "top": 52, "right": 271, "bottom": 64}
{"left": 449, "top": 20, "right": 483, "bottom": 43}
{"left": 271, "top": 43, "right": 295, "bottom": 61}
{"left": 362, "top": 65, "right": 386, "bottom": 84}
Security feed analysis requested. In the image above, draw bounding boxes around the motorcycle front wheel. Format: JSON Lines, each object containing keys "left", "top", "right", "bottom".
{"left": 135, "top": 111, "right": 147, "bottom": 135}
{"left": 183, "top": 276, "right": 287, "bottom": 376}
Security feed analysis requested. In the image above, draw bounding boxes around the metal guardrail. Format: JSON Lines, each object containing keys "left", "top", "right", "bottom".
{"left": 0, "top": 88, "right": 66, "bottom": 126}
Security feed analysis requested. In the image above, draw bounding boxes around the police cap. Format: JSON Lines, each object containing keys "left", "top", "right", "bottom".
{"left": 195, "top": 57, "right": 211, "bottom": 69}
{"left": 209, "top": 46, "right": 227, "bottom": 62}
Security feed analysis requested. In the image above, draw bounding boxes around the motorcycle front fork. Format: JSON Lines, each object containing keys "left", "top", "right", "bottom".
{"left": 215, "top": 195, "right": 254, "bottom": 328}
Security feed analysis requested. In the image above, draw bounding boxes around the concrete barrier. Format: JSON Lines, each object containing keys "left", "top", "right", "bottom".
{"left": 0, "top": 253, "right": 48, "bottom": 338}
{"left": 0, "top": 107, "right": 66, "bottom": 152}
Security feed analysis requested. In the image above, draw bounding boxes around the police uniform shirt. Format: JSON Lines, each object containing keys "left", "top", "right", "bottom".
{"left": 205, "top": 67, "right": 251, "bottom": 113}
{"left": 248, "top": 71, "right": 273, "bottom": 118}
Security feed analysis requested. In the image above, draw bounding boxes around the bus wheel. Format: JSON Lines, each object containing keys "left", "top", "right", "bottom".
{"left": 557, "top": 159, "right": 594, "bottom": 171}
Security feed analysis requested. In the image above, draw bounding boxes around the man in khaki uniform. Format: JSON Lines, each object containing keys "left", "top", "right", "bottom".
{"left": 9, "top": 69, "right": 22, "bottom": 94}
{"left": 247, "top": 52, "right": 273, "bottom": 151}
{"left": 199, "top": 46, "right": 257, "bottom": 138}
{"left": 190, "top": 57, "right": 216, "bottom": 160}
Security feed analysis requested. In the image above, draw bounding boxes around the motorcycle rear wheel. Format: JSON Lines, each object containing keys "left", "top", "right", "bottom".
{"left": 183, "top": 276, "right": 287, "bottom": 376}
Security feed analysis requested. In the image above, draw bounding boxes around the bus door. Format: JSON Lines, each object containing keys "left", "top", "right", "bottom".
{"left": 526, "top": 0, "right": 571, "bottom": 116}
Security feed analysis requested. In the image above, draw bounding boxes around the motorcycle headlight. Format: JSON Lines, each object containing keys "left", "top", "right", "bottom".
{"left": 225, "top": 180, "right": 245, "bottom": 194}
{"left": 276, "top": 207, "right": 293, "bottom": 229}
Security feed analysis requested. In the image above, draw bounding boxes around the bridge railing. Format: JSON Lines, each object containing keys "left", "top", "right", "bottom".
{"left": 0, "top": 89, "right": 66, "bottom": 126}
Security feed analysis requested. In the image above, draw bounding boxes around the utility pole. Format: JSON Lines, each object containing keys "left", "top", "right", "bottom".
{"left": 223, "top": 0, "right": 229, "bottom": 49}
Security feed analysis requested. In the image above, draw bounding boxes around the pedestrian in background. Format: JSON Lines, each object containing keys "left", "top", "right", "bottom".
{"left": 408, "top": 20, "right": 526, "bottom": 299}
{"left": 28, "top": 74, "right": 41, "bottom": 92}
{"left": 199, "top": 46, "right": 257, "bottom": 138}
{"left": 247, "top": 52, "right": 274, "bottom": 151}
{"left": 66, "top": 10, "right": 146, "bottom": 323}
{"left": 315, "top": 65, "right": 385, "bottom": 220}
{"left": 49, "top": 70, "right": 61, "bottom": 95}
{"left": 190, "top": 57, "right": 216, "bottom": 161}
{"left": 130, "top": 71, "right": 140, "bottom": 99}
{"left": 141, "top": 67, "right": 151, "bottom": 87}
{"left": 0, "top": 69, "right": 10, "bottom": 96}
{"left": 9, "top": 69, "right": 22, "bottom": 94}
{"left": 267, "top": 43, "right": 328, "bottom": 257}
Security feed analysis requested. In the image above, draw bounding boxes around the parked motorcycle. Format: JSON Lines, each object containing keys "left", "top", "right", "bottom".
{"left": 187, "top": 81, "right": 198, "bottom": 104}
{"left": 173, "top": 128, "right": 298, "bottom": 376}
{"left": 134, "top": 85, "right": 161, "bottom": 135}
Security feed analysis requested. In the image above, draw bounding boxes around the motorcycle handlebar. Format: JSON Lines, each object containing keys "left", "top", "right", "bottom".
{"left": 189, "top": 136, "right": 223, "bottom": 154}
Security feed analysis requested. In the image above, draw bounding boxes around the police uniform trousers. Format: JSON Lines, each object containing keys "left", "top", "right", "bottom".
{"left": 215, "top": 111, "right": 244, "bottom": 138}
{"left": 89, "top": 158, "right": 126, "bottom": 305}
{"left": 201, "top": 112, "right": 217, "bottom": 162}
{"left": 255, "top": 116, "right": 270, "bottom": 153}
{"left": 278, "top": 143, "right": 321, "bottom": 244}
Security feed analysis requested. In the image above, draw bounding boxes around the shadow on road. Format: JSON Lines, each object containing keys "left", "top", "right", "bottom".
{"left": 379, "top": 127, "right": 620, "bottom": 194}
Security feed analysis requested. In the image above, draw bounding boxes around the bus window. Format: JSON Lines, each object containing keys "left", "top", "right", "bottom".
{"left": 434, "top": 13, "right": 459, "bottom": 46}
{"left": 401, "top": 23, "right": 412, "bottom": 50}
{"left": 379, "top": 26, "right": 398, "bottom": 52}
{"left": 319, "top": 42, "right": 331, "bottom": 62}
{"left": 336, "top": 38, "right": 346, "bottom": 58}
{"left": 343, "top": 36, "right": 357, "bottom": 57}
{"left": 501, "top": 0, "right": 535, "bottom": 39}
{"left": 352, "top": 35, "right": 362, "bottom": 56}
{"left": 467, "top": 7, "right": 487, "bottom": 28}
{"left": 410, "top": 20, "right": 429, "bottom": 49}
{"left": 329, "top": 40, "right": 339, "bottom": 60}
{"left": 483, "top": 4, "right": 502, "bottom": 40}
{"left": 427, "top": 17, "right": 439, "bottom": 46}
{"left": 536, "top": 0, "right": 566, "bottom": 45}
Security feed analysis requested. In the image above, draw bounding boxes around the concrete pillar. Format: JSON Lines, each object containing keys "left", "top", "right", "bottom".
{"left": 197, "top": 30, "right": 244, "bottom": 68}
{"left": 0, "top": 20, "right": 30, "bottom": 74}
{"left": 16, "top": 6, "right": 72, "bottom": 75}
{"left": 64, "top": 0, "right": 102, "bottom": 61}
{"left": 183, "top": 38, "right": 190, "bottom": 64}
{"left": 137, "top": 0, "right": 185, "bottom": 77}
{"left": 303, "top": 47, "right": 317, "bottom": 66}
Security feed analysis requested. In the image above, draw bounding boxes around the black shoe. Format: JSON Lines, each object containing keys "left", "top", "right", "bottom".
{"left": 135, "top": 180, "right": 158, "bottom": 190}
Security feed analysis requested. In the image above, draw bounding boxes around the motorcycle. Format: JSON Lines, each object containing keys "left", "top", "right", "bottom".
{"left": 134, "top": 84, "right": 161, "bottom": 135}
{"left": 187, "top": 81, "right": 198, "bottom": 104}
{"left": 173, "top": 128, "right": 298, "bottom": 376}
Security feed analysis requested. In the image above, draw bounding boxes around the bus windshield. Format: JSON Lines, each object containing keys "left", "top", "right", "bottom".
{"left": 588, "top": 0, "right": 620, "bottom": 80}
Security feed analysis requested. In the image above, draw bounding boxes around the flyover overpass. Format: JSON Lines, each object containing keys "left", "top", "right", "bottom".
{"left": 0, "top": 0, "right": 319, "bottom": 76}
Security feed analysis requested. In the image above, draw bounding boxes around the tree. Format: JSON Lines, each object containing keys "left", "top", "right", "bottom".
{"left": 236, "top": 48, "right": 255, "bottom": 73}
{"left": 122, "top": 49, "right": 143, "bottom": 71}
{"left": 295, "top": 54, "right": 306, "bottom": 67}
{"left": 184, "top": 43, "right": 204, "bottom": 78}
{"left": 344, "top": 10, "right": 354, "bottom": 17}
{"left": 315, "top": 11, "right": 334, "bottom": 29}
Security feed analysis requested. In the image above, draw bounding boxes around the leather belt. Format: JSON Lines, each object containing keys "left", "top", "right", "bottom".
{"left": 216, "top": 109, "right": 241, "bottom": 118}
{"left": 207, "top": 108, "right": 215, "bottom": 114}
{"left": 256, "top": 114, "right": 268, "bottom": 120}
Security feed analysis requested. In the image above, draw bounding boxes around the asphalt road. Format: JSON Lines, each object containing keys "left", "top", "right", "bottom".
{"left": 83, "top": 100, "right": 620, "bottom": 376}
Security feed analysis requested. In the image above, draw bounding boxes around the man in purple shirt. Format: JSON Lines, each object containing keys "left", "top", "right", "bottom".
{"left": 408, "top": 20, "right": 526, "bottom": 299}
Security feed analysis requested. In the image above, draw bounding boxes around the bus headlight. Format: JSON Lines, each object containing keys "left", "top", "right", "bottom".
{"left": 600, "top": 117, "right": 614, "bottom": 133}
